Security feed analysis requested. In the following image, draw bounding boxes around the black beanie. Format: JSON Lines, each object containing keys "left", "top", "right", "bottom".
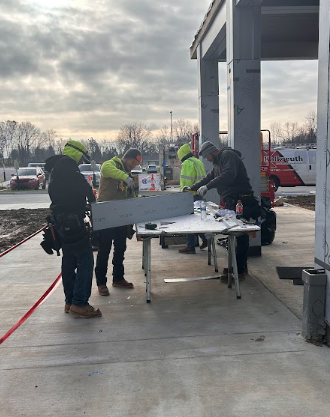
{"left": 123, "top": 148, "right": 142, "bottom": 163}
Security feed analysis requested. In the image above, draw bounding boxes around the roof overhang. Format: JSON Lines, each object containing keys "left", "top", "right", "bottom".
{"left": 190, "top": 0, "right": 319, "bottom": 61}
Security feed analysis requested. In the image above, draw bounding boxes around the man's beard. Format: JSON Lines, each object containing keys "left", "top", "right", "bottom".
{"left": 212, "top": 155, "right": 218, "bottom": 164}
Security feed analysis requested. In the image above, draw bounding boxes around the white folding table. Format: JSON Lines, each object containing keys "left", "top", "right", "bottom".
{"left": 136, "top": 212, "right": 260, "bottom": 303}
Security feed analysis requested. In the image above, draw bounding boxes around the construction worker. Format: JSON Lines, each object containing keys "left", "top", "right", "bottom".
{"left": 95, "top": 148, "right": 142, "bottom": 296}
{"left": 177, "top": 143, "right": 208, "bottom": 254}
{"left": 45, "top": 140, "right": 101, "bottom": 318}
{"left": 189, "top": 141, "right": 260, "bottom": 281}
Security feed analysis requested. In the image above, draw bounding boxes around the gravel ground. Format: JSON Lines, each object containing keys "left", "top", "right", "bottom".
{"left": 0, "top": 195, "right": 316, "bottom": 254}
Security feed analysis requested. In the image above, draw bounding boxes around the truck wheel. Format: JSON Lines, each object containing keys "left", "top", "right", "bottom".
{"left": 270, "top": 176, "right": 280, "bottom": 192}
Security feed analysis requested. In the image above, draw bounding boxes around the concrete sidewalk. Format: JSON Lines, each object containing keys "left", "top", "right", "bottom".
{"left": 1, "top": 205, "right": 330, "bottom": 417}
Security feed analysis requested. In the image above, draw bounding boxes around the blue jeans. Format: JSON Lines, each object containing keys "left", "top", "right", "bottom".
{"left": 187, "top": 233, "right": 207, "bottom": 249}
{"left": 61, "top": 246, "right": 94, "bottom": 306}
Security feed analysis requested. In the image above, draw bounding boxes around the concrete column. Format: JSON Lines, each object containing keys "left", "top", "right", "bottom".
{"left": 226, "top": 1, "right": 261, "bottom": 254}
{"left": 315, "top": 0, "right": 330, "bottom": 343}
{"left": 197, "top": 44, "right": 219, "bottom": 203}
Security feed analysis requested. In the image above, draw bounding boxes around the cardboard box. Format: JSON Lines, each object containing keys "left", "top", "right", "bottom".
{"left": 91, "top": 193, "right": 194, "bottom": 231}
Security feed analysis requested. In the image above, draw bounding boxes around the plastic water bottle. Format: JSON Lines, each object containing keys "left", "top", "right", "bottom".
{"left": 235, "top": 200, "right": 243, "bottom": 219}
{"left": 201, "top": 201, "right": 207, "bottom": 220}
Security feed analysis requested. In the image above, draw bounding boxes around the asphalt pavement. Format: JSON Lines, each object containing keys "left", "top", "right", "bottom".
{"left": 0, "top": 192, "right": 50, "bottom": 209}
{"left": 0, "top": 185, "right": 317, "bottom": 211}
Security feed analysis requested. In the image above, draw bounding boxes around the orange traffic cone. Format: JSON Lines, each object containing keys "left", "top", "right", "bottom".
{"left": 149, "top": 173, "right": 156, "bottom": 191}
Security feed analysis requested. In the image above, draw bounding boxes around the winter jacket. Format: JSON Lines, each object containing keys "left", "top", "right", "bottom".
{"left": 190, "top": 147, "right": 253, "bottom": 201}
{"left": 177, "top": 144, "right": 206, "bottom": 195}
{"left": 45, "top": 154, "right": 96, "bottom": 215}
{"left": 98, "top": 156, "right": 134, "bottom": 202}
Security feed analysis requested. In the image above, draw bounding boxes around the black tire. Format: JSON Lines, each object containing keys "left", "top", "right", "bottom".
{"left": 42, "top": 181, "right": 46, "bottom": 190}
{"left": 261, "top": 208, "right": 277, "bottom": 246}
{"left": 270, "top": 176, "right": 280, "bottom": 192}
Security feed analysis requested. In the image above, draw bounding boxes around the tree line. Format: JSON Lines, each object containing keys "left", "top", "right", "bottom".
{"left": 0, "top": 112, "right": 317, "bottom": 166}
{"left": 269, "top": 111, "right": 317, "bottom": 147}
{"left": 0, "top": 119, "right": 198, "bottom": 166}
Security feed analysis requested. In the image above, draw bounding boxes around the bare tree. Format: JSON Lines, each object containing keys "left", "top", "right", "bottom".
{"left": 0, "top": 120, "right": 18, "bottom": 161}
{"left": 283, "top": 122, "right": 299, "bottom": 143}
{"left": 269, "top": 122, "right": 284, "bottom": 145}
{"left": 116, "top": 122, "right": 152, "bottom": 155}
{"left": 154, "top": 125, "right": 171, "bottom": 152}
{"left": 42, "top": 129, "right": 57, "bottom": 149}
{"left": 54, "top": 138, "right": 66, "bottom": 154}
{"left": 15, "top": 122, "right": 41, "bottom": 164}
{"left": 173, "top": 119, "right": 195, "bottom": 145}
{"left": 304, "top": 110, "right": 317, "bottom": 143}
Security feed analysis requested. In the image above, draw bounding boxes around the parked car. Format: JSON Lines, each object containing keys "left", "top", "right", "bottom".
{"left": 79, "top": 163, "right": 101, "bottom": 186}
{"left": 131, "top": 165, "right": 143, "bottom": 175}
{"left": 147, "top": 164, "right": 158, "bottom": 174}
{"left": 10, "top": 167, "right": 46, "bottom": 190}
{"left": 28, "top": 162, "right": 49, "bottom": 180}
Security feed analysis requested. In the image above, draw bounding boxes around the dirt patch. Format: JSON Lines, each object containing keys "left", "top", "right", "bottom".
{"left": 284, "top": 195, "right": 315, "bottom": 211}
{"left": 0, "top": 209, "right": 50, "bottom": 254}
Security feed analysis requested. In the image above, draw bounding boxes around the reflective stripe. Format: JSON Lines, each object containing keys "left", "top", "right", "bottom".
{"left": 188, "top": 157, "right": 204, "bottom": 180}
{"left": 180, "top": 175, "right": 195, "bottom": 180}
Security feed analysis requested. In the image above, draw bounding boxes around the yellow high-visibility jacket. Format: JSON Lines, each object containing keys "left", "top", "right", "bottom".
{"left": 177, "top": 144, "right": 206, "bottom": 195}
{"left": 98, "top": 156, "right": 132, "bottom": 202}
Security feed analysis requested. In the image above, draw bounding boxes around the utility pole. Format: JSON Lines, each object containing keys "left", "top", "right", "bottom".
{"left": 170, "top": 111, "right": 173, "bottom": 142}
{"left": 2, "top": 157, "right": 5, "bottom": 181}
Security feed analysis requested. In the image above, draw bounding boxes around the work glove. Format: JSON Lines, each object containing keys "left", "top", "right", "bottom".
{"left": 124, "top": 177, "right": 135, "bottom": 188}
{"left": 197, "top": 185, "right": 208, "bottom": 197}
{"left": 182, "top": 186, "right": 191, "bottom": 192}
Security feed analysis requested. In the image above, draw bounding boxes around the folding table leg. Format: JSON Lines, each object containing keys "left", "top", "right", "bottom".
{"left": 228, "top": 235, "right": 241, "bottom": 299}
{"left": 145, "top": 238, "right": 152, "bottom": 303}
{"left": 211, "top": 236, "right": 218, "bottom": 272}
{"left": 227, "top": 235, "right": 233, "bottom": 288}
{"left": 142, "top": 239, "right": 145, "bottom": 270}
{"left": 207, "top": 239, "right": 211, "bottom": 265}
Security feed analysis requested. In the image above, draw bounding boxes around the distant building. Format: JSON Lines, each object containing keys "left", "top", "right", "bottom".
{"left": 142, "top": 153, "right": 160, "bottom": 167}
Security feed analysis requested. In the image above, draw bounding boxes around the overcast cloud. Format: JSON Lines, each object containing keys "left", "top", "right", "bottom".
{"left": 0, "top": 0, "right": 318, "bottom": 141}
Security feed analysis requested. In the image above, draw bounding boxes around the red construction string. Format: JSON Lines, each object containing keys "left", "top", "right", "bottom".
{"left": 0, "top": 274, "right": 62, "bottom": 346}
{"left": 0, "top": 225, "right": 46, "bottom": 258}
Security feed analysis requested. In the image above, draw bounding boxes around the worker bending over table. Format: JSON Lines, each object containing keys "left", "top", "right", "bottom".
{"left": 188, "top": 141, "right": 261, "bottom": 282}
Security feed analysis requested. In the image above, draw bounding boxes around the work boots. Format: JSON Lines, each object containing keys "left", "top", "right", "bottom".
{"left": 69, "top": 304, "right": 102, "bottom": 318}
{"left": 98, "top": 284, "right": 110, "bottom": 296}
{"left": 112, "top": 279, "right": 134, "bottom": 289}
{"left": 178, "top": 247, "right": 196, "bottom": 254}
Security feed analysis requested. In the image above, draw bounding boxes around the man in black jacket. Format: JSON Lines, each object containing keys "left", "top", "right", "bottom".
{"left": 190, "top": 141, "right": 260, "bottom": 281}
{"left": 45, "top": 140, "right": 101, "bottom": 318}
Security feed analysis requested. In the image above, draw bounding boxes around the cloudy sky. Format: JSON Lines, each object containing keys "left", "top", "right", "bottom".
{"left": 0, "top": 0, "right": 318, "bottom": 141}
